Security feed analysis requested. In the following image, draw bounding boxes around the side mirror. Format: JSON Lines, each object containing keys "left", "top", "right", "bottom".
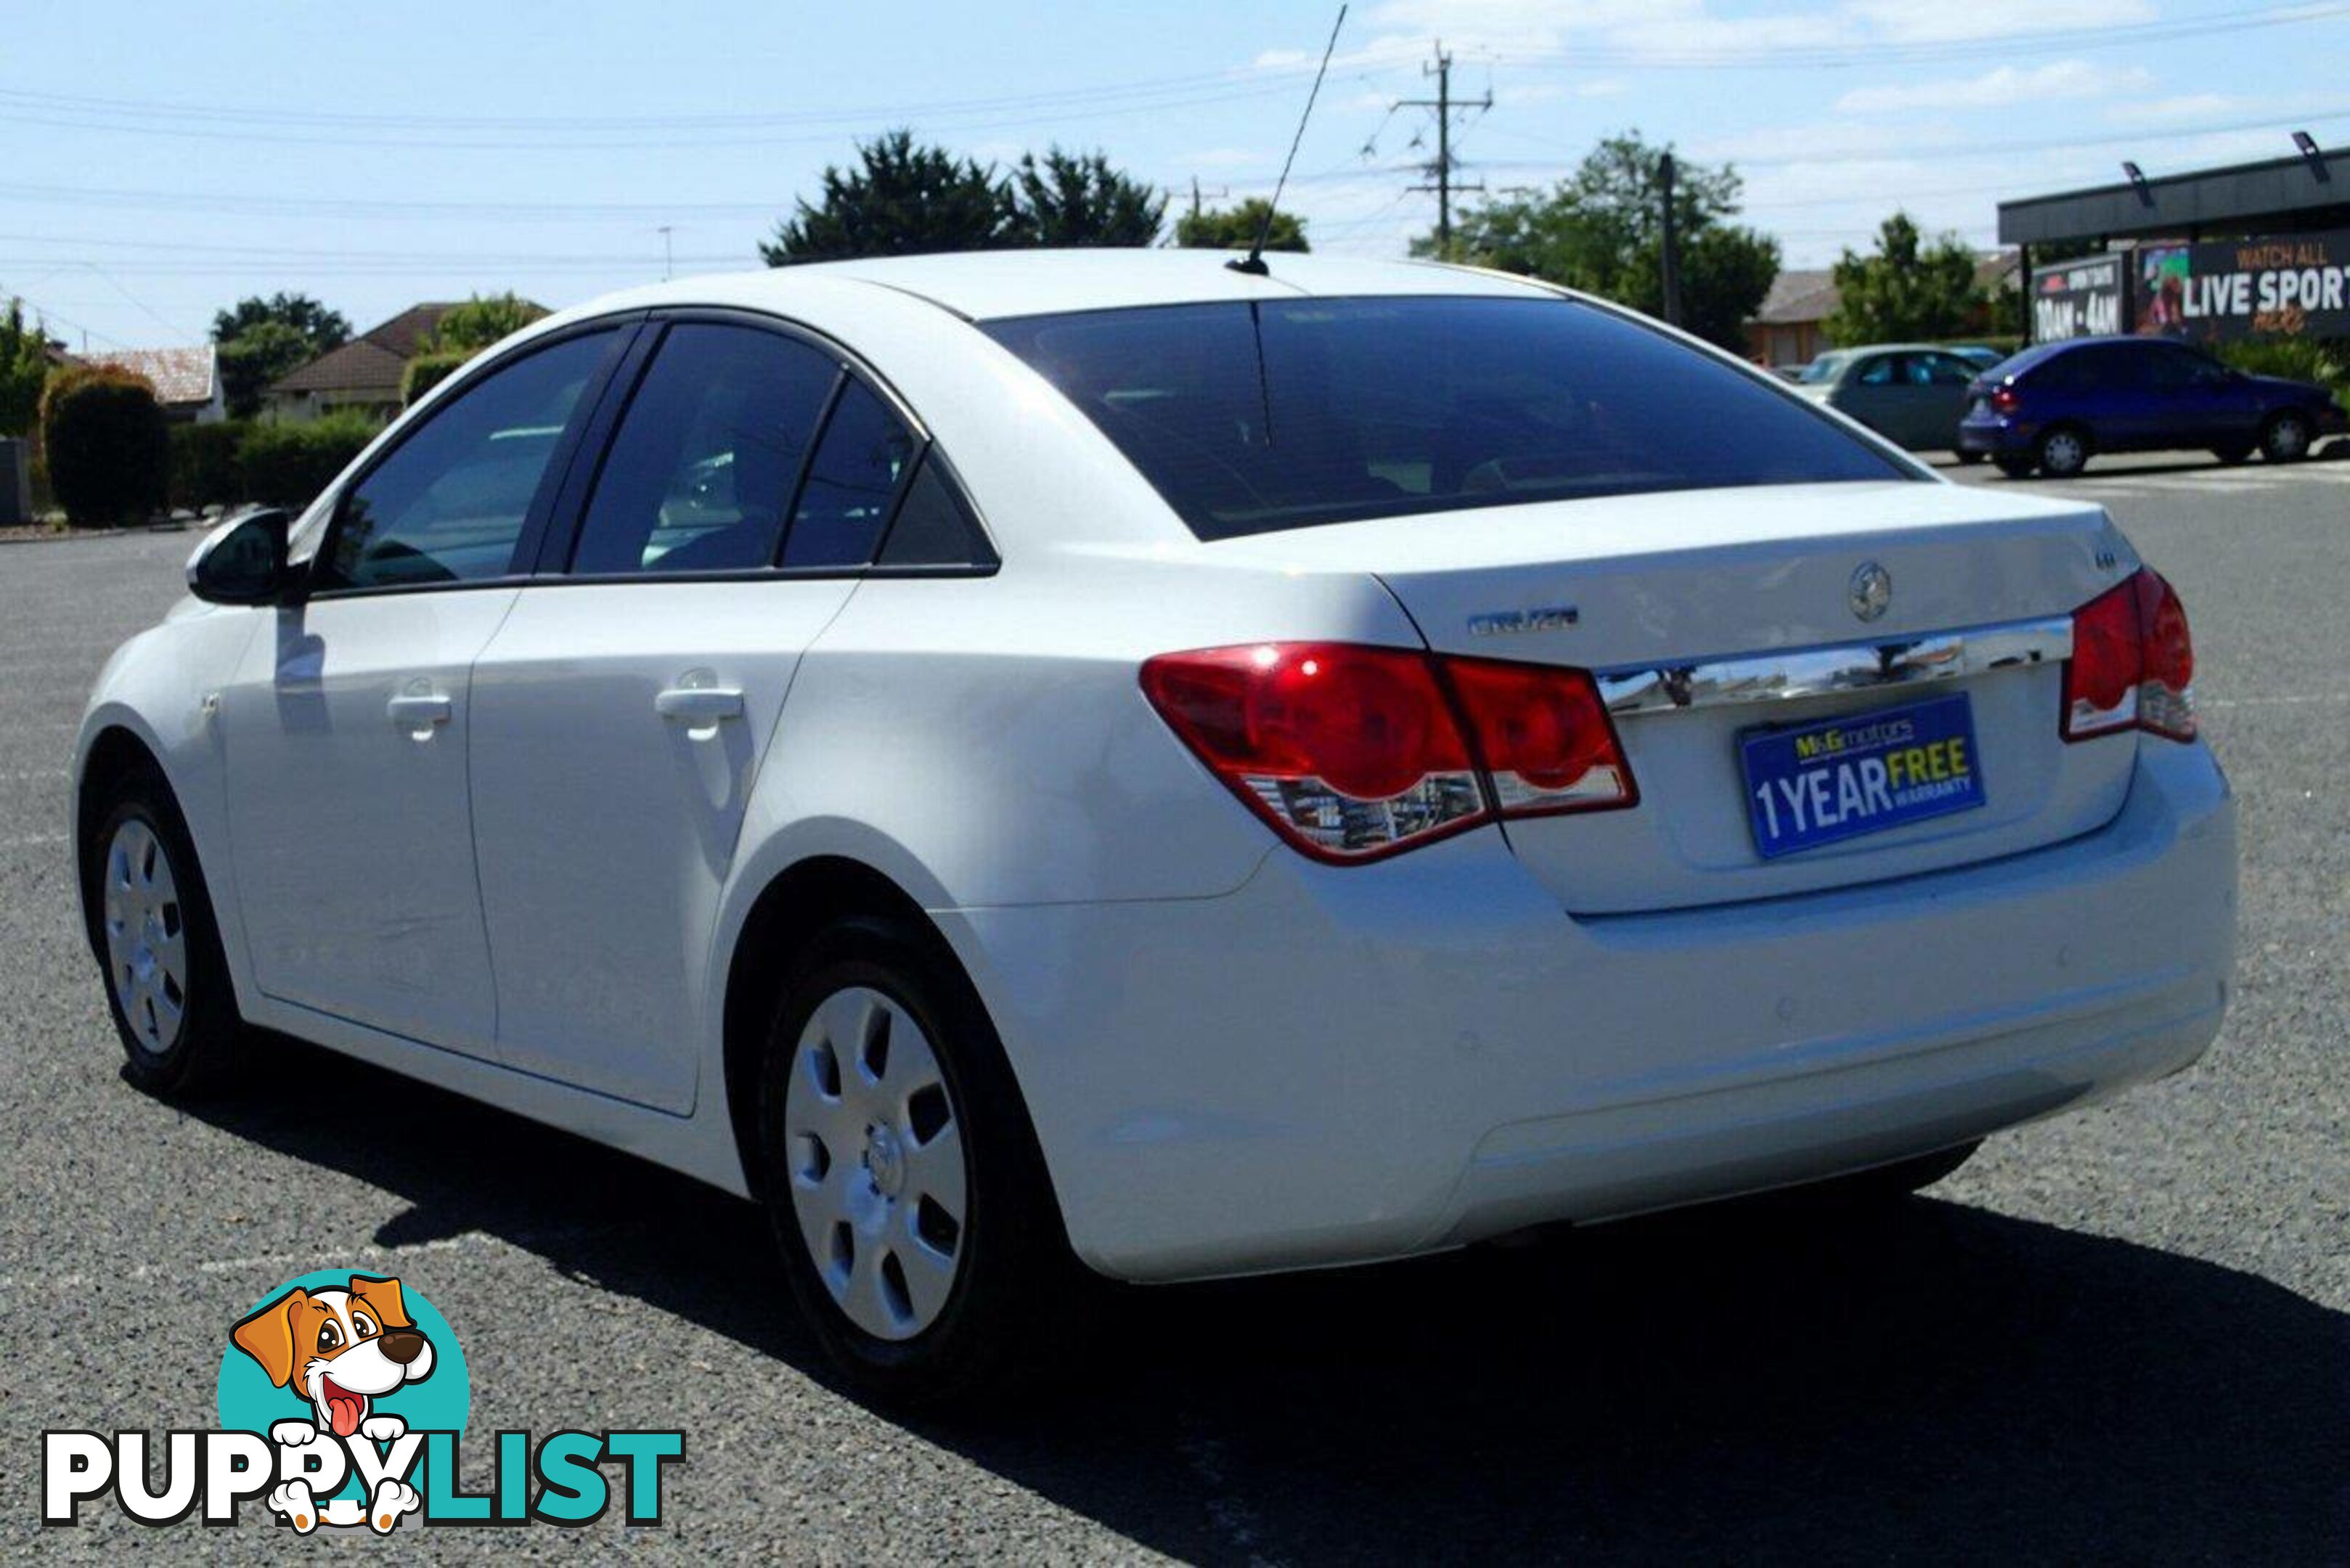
{"left": 187, "top": 507, "right": 296, "bottom": 605}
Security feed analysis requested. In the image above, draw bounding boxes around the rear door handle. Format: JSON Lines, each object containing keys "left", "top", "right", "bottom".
{"left": 385, "top": 693, "right": 452, "bottom": 728}
{"left": 655, "top": 687, "right": 745, "bottom": 724}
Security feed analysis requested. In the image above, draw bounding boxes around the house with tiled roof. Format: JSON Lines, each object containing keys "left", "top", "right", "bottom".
{"left": 264, "top": 303, "right": 460, "bottom": 423}
{"left": 84, "top": 345, "right": 225, "bottom": 424}
{"left": 1745, "top": 253, "right": 2022, "bottom": 370}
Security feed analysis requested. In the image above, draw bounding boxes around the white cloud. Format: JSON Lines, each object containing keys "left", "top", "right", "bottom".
{"left": 1835, "top": 60, "right": 2152, "bottom": 114}
{"left": 1842, "top": 0, "right": 2155, "bottom": 44}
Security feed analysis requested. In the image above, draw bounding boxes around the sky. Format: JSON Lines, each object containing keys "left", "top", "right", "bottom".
{"left": 5, "top": 0, "right": 2346, "bottom": 353}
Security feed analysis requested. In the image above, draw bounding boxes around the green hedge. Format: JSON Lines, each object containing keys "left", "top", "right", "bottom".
{"left": 41, "top": 365, "right": 168, "bottom": 527}
{"left": 168, "top": 421, "right": 242, "bottom": 510}
{"left": 161, "top": 414, "right": 385, "bottom": 513}
{"left": 2216, "top": 336, "right": 2350, "bottom": 406}
{"left": 234, "top": 413, "right": 383, "bottom": 508}
{"left": 401, "top": 350, "right": 471, "bottom": 406}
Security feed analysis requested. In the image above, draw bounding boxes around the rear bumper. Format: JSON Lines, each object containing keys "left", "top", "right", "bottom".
{"left": 1957, "top": 414, "right": 2033, "bottom": 455}
{"left": 942, "top": 740, "right": 2236, "bottom": 1282}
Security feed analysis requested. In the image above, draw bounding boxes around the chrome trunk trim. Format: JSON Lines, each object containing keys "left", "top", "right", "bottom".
{"left": 1599, "top": 615, "right": 2073, "bottom": 717}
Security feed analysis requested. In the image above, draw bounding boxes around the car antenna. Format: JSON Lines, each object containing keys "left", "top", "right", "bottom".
{"left": 1228, "top": 5, "right": 1346, "bottom": 277}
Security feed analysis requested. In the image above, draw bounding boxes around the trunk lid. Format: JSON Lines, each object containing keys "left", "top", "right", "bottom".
{"left": 1204, "top": 481, "right": 2142, "bottom": 912}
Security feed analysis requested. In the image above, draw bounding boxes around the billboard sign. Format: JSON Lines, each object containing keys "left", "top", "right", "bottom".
{"left": 2134, "top": 229, "right": 2350, "bottom": 343}
{"left": 2031, "top": 253, "right": 2127, "bottom": 341}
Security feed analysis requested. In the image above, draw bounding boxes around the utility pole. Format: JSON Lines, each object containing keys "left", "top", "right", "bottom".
{"left": 1397, "top": 40, "right": 1489, "bottom": 258}
{"left": 1186, "top": 177, "right": 1229, "bottom": 221}
{"left": 1658, "top": 153, "right": 1683, "bottom": 328}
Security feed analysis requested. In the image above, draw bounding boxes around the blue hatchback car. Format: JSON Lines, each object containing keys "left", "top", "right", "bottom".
{"left": 1957, "top": 335, "right": 2345, "bottom": 478}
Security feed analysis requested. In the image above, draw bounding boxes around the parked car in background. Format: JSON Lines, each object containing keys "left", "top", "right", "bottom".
{"left": 1795, "top": 344, "right": 1983, "bottom": 454}
{"left": 1959, "top": 335, "right": 2346, "bottom": 478}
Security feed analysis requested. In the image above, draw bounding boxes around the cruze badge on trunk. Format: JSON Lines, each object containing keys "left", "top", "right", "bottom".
{"left": 1467, "top": 605, "right": 1579, "bottom": 637}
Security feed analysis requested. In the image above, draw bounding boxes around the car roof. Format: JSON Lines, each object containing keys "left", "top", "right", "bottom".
{"left": 561, "top": 248, "right": 1558, "bottom": 324}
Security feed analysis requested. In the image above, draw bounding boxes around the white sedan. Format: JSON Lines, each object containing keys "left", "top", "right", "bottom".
{"left": 74, "top": 251, "right": 2235, "bottom": 1400}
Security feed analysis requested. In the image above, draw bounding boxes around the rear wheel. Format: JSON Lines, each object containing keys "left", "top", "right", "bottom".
{"left": 84, "top": 767, "right": 240, "bottom": 1095}
{"left": 758, "top": 915, "right": 1080, "bottom": 1403}
{"left": 2033, "top": 425, "right": 2091, "bottom": 478}
{"left": 2212, "top": 442, "right": 2253, "bottom": 465}
{"left": 1994, "top": 454, "right": 2035, "bottom": 479}
{"left": 1954, "top": 450, "right": 1986, "bottom": 465}
{"left": 2261, "top": 410, "right": 2314, "bottom": 463}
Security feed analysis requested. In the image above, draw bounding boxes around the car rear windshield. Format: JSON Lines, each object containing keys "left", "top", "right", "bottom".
{"left": 983, "top": 296, "right": 1913, "bottom": 541}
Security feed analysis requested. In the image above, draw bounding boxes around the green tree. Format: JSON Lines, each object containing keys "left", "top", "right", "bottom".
{"left": 1417, "top": 131, "right": 1778, "bottom": 352}
{"left": 1174, "top": 197, "right": 1310, "bottom": 253}
{"left": 762, "top": 129, "right": 1020, "bottom": 264}
{"left": 0, "top": 298, "right": 52, "bottom": 437}
{"left": 41, "top": 364, "right": 168, "bottom": 526}
{"left": 212, "top": 292, "right": 351, "bottom": 351}
{"left": 216, "top": 320, "right": 316, "bottom": 420}
{"left": 424, "top": 293, "right": 547, "bottom": 355}
{"left": 1824, "top": 213, "right": 1983, "bottom": 345}
{"left": 213, "top": 293, "right": 350, "bottom": 418}
{"left": 1011, "top": 147, "right": 1166, "bottom": 245}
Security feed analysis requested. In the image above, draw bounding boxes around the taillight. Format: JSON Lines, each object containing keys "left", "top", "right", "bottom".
{"left": 1140, "top": 642, "right": 1634, "bottom": 863}
{"left": 1444, "top": 655, "right": 1639, "bottom": 816}
{"left": 1990, "top": 385, "right": 2020, "bottom": 414}
{"left": 2062, "top": 568, "right": 2195, "bottom": 743}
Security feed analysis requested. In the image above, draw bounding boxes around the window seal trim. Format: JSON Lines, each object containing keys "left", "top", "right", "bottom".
{"left": 527, "top": 301, "right": 1000, "bottom": 580}
{"left": 304, "top": 312, "right": 647, "bottom": 603}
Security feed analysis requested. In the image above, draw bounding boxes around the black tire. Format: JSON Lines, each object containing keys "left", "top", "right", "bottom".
{"left": 1954, "top": 450, "right": 1986, "bottom": 465}
{"left": 1994, "top": 455, "right": 2035, "bottom": 480}
{"left": 2032, "top": 425, "right": 2092, "bottom": 478}
{"left": 756, "top": 914, "right": 1082, "bottom": 1405}
{"left": 1802, "top": 1140, "right": 1980, "bottom": 1203}
{"left": 81, "top": 763, "right": 241, "bottom": 1095}
{"left": 2260, "top": 409, "right": 2314, "bottom": 464}
{"left": 2212, "top": 443, "right": 2253, "bottom": 465}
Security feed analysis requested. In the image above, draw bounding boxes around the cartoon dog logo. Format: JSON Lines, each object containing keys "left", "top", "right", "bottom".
{"left": 231, "top": 1274, "right": 433, "bottom": 1532}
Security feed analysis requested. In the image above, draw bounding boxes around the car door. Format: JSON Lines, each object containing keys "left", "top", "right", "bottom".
{"left": 468, "top": 315, "right": 923, "bottom": 1112}
{"left": 1911, "top": 351, "right": 1978, "bottom": 450}
{"left": 1830, "top": 352, "right": 1906, "bottom": 442}
{"left": 221, "top": 324, "right": 630, "bottom": 1053}
{"left": 2146, "top": 342, "right": 2261, "bottom": 449}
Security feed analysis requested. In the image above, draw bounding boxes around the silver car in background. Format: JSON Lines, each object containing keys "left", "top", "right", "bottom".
{"left": 1798, "top": 344, "right": 1986, "bottom": 455}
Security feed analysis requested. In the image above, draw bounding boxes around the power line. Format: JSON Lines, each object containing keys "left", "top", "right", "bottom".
{"left": 1396, "top": 41, "right": 1490, "bottom": 258}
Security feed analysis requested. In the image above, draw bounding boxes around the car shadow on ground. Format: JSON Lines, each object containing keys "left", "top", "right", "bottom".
{"left": 169, "top": 1036, "right": 2350, "bottom": 1564}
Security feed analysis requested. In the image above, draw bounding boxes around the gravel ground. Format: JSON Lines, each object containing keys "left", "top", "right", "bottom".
{"left": 4, "top": 455, "right": 2346, "bottom": 1563}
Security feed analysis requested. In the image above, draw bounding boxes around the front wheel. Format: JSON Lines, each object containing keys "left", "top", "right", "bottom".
{"left": 2212, "top": 443, "right": 2253, "bottom": 465}
{"left": 2261, "top": 410, "right": 2314, "bottom": 463}
{"left": 1994, "top": 455, "right": 2036, "bottom": 479}
{"left": 1954, "top": 450, "right": 1986, "bottom": 465}
{"left": 84, "top": 768, "right": 241, "bottom": 1095}
{"left": 758, "top": 915, "right": 1080, "bottom": 1403}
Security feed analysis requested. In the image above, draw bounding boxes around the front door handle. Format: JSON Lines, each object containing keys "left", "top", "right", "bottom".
{"left": 386, "top": 693, "right": 452, "bottom": 728}
{"left": 655, "top": 687, "right": 745, "bottom": 724}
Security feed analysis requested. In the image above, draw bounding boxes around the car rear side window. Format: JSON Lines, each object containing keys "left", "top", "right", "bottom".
{"left": 784, "top": 378, "right": 918, "bottom": 568}
{"left": 315, "top": 330, "right": 615, "bottom": 592}
{"left": 984, "top": 296, "right": 1911, "bottom": 542}
{"left": 570, "top": 323, "right": 839, "bottom": 576}
{"left": 877, "top": 452, "right": 993, "bottom": 568}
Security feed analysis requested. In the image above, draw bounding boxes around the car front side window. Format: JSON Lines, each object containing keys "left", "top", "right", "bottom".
{"left": 312, "top": 330, "right": 617, "bottom": 593}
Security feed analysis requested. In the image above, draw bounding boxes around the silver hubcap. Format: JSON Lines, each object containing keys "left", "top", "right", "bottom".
{"left": 783, "top": 987, "right": 968, "bottom": 1341}
{"left": 2045, "top": 433, "right": 2084, "bottom": 472}
{"left": 2272, "top": 418, "right": 2309, "bottom": 457}
{"left": 103, "top": 819, "right": 187, "bottom": 1055}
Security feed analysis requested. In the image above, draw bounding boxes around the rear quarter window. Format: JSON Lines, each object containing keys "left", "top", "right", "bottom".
{"left": 984, "top": 296, "right": 1912, "bottom": 541}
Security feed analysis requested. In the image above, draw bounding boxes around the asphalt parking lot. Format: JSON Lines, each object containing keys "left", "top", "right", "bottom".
{"left": 4, "top": 451, "right": 2346, "bottom": 1563}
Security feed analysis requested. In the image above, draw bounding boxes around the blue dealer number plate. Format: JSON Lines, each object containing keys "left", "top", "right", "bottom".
{"left": 1739, "top": 693, "right": 1986, "bottom": 859}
